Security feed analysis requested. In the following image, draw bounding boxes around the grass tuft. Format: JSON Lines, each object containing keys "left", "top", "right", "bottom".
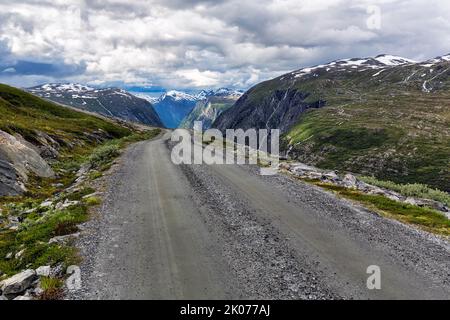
{"left": 38, "top": 277, "right": 64, "bottom": 300}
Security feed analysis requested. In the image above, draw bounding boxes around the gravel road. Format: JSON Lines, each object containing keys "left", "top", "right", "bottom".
{"left": 69, "top": 133, "right": 450, "bottom": 300}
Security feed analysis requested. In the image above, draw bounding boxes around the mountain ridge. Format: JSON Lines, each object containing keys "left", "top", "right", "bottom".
{"left": 213, "top": 53, "right": 450, "bottom": 191}
{"left": 27, "top": 83, "right": 164, "bottom": 127}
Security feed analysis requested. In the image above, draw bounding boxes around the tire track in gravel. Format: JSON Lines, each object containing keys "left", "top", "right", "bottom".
{"left": 69, "top": 133, "right": 450, "bottom": 300}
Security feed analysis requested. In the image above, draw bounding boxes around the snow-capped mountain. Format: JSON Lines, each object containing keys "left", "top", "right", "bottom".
{"left": 160, "top": 90, "right": 197, "bottom": 102}
{"left": 152, "top": 90, "right": 198, "bottom": 128}
{"left": 212, "top": 53, "right": 450, "bottom": 191}
{"left": 130, "top": 92, "right": 160, "bottom": 105}
{"left": 28, "top": 83, "right": 163, "bottom": 127}
{"left": 421, "top": 53, "right": 450, "bottom": 66}
{"left": 195, "top": 88, "right": 244, "bottom": 100}
{"left": 150, "top": 88, "right": 244, "bottom": 128}
{"left": 292, "top": 54, "right": 417, "bottom": 79}
{"left": 214, "top": 53, "right": 450, "bottom": 134}
{"left": 180, "top": 88, "right": 243, "bottom": 130}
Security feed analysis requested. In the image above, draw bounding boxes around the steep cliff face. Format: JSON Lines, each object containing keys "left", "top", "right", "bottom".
{"left": 213, "top": 88, "right": 325, "bottom": 133}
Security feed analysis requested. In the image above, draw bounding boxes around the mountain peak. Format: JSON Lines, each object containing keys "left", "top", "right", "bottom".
{"left": 373, "top": 54, "right": 417, "bottom": 66}
{"left": 196, "top": 88, "right": 243, "bottom": 100}
{"left": 161, "top": 90, "right": 197, "bottom": 102}
{"left": 31, "top": 83, "right": 95, "bottom": 93}
{"left": 292, "top": 54, "right": 417, "bottom": 78}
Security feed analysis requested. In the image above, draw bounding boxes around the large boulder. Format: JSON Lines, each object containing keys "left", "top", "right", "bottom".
{"left": 0, "top": 269, "right": 37, "bottom": 296}
{"left": 0, "top": 158, "right": 25, "bottom": 196}
{"left": 0, "top": 130, "right": 54, "bottom": 196}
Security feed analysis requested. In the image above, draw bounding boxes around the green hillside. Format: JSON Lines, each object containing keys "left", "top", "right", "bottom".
{"left": 0, "top": 84, "right": 159, "bottom": 282}
{"left": 0, "top": 83, "right": 131, "bottom": 144}
{"left": 214, "top": 56, "right": 450, "bottom": 191}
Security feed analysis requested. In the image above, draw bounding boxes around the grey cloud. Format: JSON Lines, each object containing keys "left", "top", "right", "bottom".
{"left": 0, "top": 0, "right": 450, "bottom": 89}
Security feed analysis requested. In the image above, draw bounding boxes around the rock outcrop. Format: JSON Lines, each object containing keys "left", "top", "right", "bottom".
{"left": 279, "top": 162, "right": 450, "bottom": 218}
{"left": 0, "top": 269, "right": 37, "bottom": 298}
{"left": 0, "top": 130, "right": 55, "bottom": 196}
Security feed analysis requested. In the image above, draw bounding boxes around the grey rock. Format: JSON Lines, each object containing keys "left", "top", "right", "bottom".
{"left": 15, "top": 249, "right": 26, "bottom": 259}
{"left": 0, "top": 295, "right": 7, "bottom": 300}
{"left": 323, "top": 171, "right": 339, "bottom": 180}
{"left": 385, "top": 193, "right": 401, "bottom": 201}
{"left": 50, "top": 264, "right": 65, "bottom": 278}
{"left": 0, "top": 130, "right": 54, "bottom": 197}
{"left": 40, "top": 200, "right": 53, "bottom": 208}
{"left": 35, "top": 266, "right": 51, "bottom": 277}
{"left": 13, "top": 295, "right": 32, "bottom": 300}
{"left": 55, "top": 199, "right": 80, "bottom": 211}
{"left": 52, "top": 183, "right": 64, "bottom": 188}
{"left": 82, "top": 192, "right": 100, "bottom": 199}
{"left": 404, "top": 197, "right": 418, "bottom": 206}
{"left": 76, "top": 163, "right": 92, "bottom": 178}
{"left": 291, "top": 163, "right": 318, "bottom": 174}
{"left": 22, "top": 207, "right": 37, "bottom": 215}
{"left": 0, "top": 159, "right": 25, "bottom": 196}
{"left": 49, "top": 233, "right": 80, "bottom": 245}
{"left": 0, "top": 269, "right": 37, "bottom": 295}
{"left": 342, "top": 173, "right": 358, "bottom": 188}
{"left": 33, "top": 286, "right": 44, "bottom": 296}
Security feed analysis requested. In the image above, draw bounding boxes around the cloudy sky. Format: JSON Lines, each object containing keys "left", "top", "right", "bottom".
{"left": 0, "top": 0, "right": 450, "bottom": 90}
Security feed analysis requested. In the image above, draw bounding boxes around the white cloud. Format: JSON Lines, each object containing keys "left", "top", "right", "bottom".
{"left": 0, "top": 0, "right": 449, "bottom": 89}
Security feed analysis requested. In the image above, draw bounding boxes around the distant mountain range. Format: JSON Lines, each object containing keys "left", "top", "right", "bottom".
{"left": 136, "top": 88, "right": 243, "bottom": 129}
{"left": 27, "top": 83, "right": 164, "bottom": 127}
{"left": 150, "top": 90, "right": 198, "bottom": 128}
{"left": 180, "top": 88, "right": 243, "bottom": 129}
{"left": 213, "top": 54, "right": 450, "bottom": 191}
{"left": 27, "top": 83, "right": 244, "bottom": 129}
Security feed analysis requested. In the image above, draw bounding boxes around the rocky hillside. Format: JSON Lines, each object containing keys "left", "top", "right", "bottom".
{"left": 0, "top": 83, "right": 161, "bottom": 300}
{"left": 180, "top": 88, "right": 243, "bottom": 130}
{"left": 28, "top": 83, "right": 163, "bottom": 127}
{"left": 0, "top": 83, "right": 133, "bottom": 197}
{"left": 213, "top": 54, "right": 450, "bottom": 191}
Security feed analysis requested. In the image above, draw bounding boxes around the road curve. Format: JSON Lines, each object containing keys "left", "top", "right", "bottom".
{"left": 71, "top": 133, "right": 450, "bottom": 300}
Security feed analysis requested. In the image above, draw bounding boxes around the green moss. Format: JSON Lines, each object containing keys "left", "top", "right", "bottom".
{"left": 84, "top": 196, "right": 101, "bottom": 206}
